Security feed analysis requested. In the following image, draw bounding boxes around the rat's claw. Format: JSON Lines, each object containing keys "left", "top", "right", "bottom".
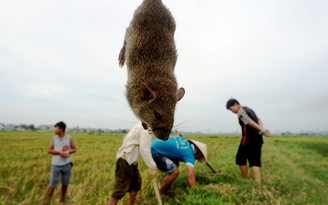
{"left": 119, "top": 59, "right": 125, "bottom": 68}
{"left": 118, "top": 41, "right": 127, "bottom": 68}
{"left": 141, "top": 121, "right": 148, "bottom": 130}
{"left": 118, "top": 50, "right": 125, "bottom": 68}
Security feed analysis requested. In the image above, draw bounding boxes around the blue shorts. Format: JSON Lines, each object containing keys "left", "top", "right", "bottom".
{"left": 152, "top": 153, "right": 178, "bottom": 174}
{"left": 49, "top": 164, "right": 71, "bottom": 188}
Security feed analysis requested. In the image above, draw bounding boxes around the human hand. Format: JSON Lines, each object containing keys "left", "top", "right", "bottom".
{"left": 149, "top": 168, "right": 156, "bottom": 178}
{"left": 175, "top": 130, "right": 183, "bottom": 136}
{"left": 264, "top": 129, "right": 270, "bottom": 137}
{"left": 60, "top": 151, "right": 69, "bottom": 157}
{"left": 260, "top": 129, "right": 270, "bottom": 137}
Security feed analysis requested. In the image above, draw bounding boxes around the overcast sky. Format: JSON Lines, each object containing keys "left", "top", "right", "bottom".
{"left": 1, "top": 0, "right": 327, "bottom": 134}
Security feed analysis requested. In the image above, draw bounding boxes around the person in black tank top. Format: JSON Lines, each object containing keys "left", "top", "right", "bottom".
{"left": 226, "top": 99, "right": 270, "bottom": 184}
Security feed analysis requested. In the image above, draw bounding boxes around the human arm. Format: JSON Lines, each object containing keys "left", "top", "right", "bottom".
{"left": 238, "top": 108, "right": 270, "bottom": 136}
{"left": 48, "top": 139, "right": 68, "bottom": 157}
{"left": 258, "top": 118, "right": 263, "bottom": 129}
{"left": 186, "top": 165, "right": 196, "bottom": 187}
{"left": 257, "top": 118, "right": 270, "bottom": 136}
{"left": 247, "top": 120, "right": 262, "bottom": 132}
{"left": 69, "top": 137, "right": 76, "bottom": 154}
{"left": 139, "top": 130, "right": 157, "bottom": 178}
{"left": 248, "top": 120, "right": 270, "bottom": 136}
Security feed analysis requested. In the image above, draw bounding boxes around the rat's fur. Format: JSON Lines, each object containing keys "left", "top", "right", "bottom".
{"left": 119, "top": 0, "right": 185, "bottom": 140}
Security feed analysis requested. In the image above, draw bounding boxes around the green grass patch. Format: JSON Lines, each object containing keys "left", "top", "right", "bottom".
{"left": 1, "top": 133, "right": 328, "bottom": 204}
{"left": 298, "top": 141, "right": 328, "bottom": 157}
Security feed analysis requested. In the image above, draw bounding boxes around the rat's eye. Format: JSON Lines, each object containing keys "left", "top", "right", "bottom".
{"left": 154, "top": 112, "right": 162, "bottom": 120}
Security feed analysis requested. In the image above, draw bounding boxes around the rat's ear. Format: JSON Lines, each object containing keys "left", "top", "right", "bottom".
{"left": 142, "top": 83, "right": 155, "bottom": 102}
{"left": 176, "top": 87, "right": 185, "bottom": 101}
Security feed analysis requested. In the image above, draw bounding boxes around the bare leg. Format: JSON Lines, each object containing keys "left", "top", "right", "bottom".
{"left": 159, "top": 169, "right": 179, "bottom": 195}
{"left": 128, "top": 191, "right": 138, "bottom": 205}
{"left": 108, "top": 197, "right": 118, "bottom": 205}
{"left": 48, "top": 187, "right": 55, "bottom": 197}
{"left": 239, "top": 165, "right": 249, "bottom": 179}
{"left": 47, "top": 187, "right": 55, "bottom": 204}
{"left": 59, "top": 185, "right": 68, "bottom": 202}
{"left": 251, "top": 166, "right": 261, "bottom": 184}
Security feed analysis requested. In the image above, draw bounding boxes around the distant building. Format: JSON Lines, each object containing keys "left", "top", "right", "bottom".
{"left": 0, "top": 124, "right": 5, "bottom": 130}
{"left": 16, "top": 127, "right": 26, "bottom": 131}
{"left": 38, "top": 125, "right": 53, "bottom": 131}
{"left": 5, "top": 124, "right": 15, "bottom": 131}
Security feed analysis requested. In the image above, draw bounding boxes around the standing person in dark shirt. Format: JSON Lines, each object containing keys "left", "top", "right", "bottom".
{"left": 226, "top": 99, "right": 270, "bottom": 184}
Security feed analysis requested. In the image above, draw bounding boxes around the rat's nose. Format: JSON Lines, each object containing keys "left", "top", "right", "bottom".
{"left": 153, "top": 128, "right": 170, "bottom": 141}
{"left": 158, "top": 135, "right": 169, "bottom": 141}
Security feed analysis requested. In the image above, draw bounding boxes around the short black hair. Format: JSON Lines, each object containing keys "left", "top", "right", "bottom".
{"left": 54, "top": 121, "right": 66, "bottom": 132}
{"left": 226, "top": 99, "right": 239, "bottom": 109}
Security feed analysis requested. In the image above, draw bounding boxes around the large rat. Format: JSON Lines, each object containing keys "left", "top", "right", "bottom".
{"left": 118, "top": 0, "right": 185, "bottom": 141}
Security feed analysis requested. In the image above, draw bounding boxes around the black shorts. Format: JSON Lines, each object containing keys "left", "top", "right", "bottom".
{"left": 236, "top": 143, "right": 262, "bottom": 167}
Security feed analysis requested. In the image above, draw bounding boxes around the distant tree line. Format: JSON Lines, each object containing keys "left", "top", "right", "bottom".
{"left": 0, "top": 123, "right": 129, "bottom": 133}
